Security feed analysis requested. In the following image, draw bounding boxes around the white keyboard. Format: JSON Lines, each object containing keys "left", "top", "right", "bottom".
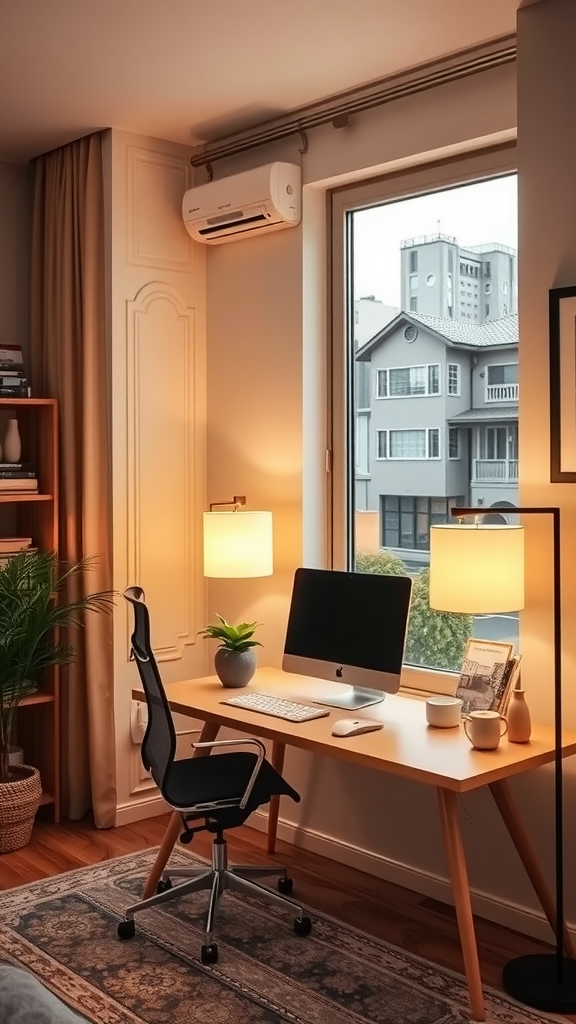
{"left": 221, "top": 691, "right": 329, "bottom": 723}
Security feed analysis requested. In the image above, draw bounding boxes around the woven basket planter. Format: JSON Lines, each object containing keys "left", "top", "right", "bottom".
{"left": 0, "top": 764, "right": 42, "bottom": 853}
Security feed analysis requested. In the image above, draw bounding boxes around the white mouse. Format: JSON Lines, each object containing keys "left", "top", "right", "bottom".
{"left": 331, "top": 718, "right": 383, "bottom": 738}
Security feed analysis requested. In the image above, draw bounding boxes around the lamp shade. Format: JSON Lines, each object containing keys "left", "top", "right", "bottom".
{"left": 203, "top": 510, "right": 273, "bottom": 578}
{"left": 429, "top": 523, "right": 525, "bottom": 614}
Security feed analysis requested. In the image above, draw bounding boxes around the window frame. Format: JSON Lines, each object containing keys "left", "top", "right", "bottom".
{"left": 329, "top": 144, "right": 517, "bottom": 694}
{"left": 376, "top": 363, "right": 441, "bottom": 399}
{"left": 447, "top": 362, "right": 461, "bottom": 396}
{"left": 376, "top": 427, "right": 441, "bottom": 460}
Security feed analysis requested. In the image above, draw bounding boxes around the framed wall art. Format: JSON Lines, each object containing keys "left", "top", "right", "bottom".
{"left": 549, "top": 285, "right": 576, "bottom": 482}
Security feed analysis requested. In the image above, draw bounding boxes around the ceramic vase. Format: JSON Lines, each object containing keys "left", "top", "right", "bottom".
{"left": 3, "top": 418, "right": 21, "bottom": 463}
{"left": 214, "top": 648, "right": 257, "bottom": 688}
{"left": 507, "top": 688, "right": 532, "bottom": 743}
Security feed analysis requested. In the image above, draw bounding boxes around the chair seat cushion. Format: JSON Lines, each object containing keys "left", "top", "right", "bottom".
{"left": 163, "top": 750, "right": 300, "bottom": 813}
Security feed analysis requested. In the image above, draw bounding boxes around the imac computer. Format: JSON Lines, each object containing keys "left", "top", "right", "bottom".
{"left": 282, "top": 567, "right": 413, "bottom": 710}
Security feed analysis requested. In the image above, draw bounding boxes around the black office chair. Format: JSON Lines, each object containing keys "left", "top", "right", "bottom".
{"left": 117, "top": 586, "right": 311, "bottom": 965}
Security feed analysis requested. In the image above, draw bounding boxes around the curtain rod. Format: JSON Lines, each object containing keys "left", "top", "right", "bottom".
{"left": 190, "top": 36, "right": 516, "bottom": 170}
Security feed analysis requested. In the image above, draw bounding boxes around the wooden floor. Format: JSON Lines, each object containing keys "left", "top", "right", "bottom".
{"left": 1, "top": 812, "right": 558, "bottom": 1003}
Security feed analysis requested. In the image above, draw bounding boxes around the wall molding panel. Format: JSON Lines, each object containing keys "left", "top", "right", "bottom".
{"left": 126, "top": 281, "right": 198, "bottom": 663}
{"left": 127, "top": 146, "right": 192, "bottom": 271}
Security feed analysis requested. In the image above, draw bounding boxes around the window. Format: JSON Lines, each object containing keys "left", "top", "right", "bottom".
{"left": 409, "top": 295, "right": 418, "bottom": 312}
{"left": 376, "top": 430, "right": 387, "bottom": 459}
{"left": 487, "top": 363, "right": 518, "bottom": 385}
{"left": 485, "top": 283, "right": 492, "bottom": 294}
{"left": 409, "top": 274, "right": 418, "bottom": 292}
{"left": 380, "top": 495, "right": 462, "bottom": 551}
{"left": 485, "top": 303, "right": 490, "bottom": 317}
{"left": 503, "top": 282, "right": 508, "bottom": 294}
{"left": 332, "top": 153, "right": 518, "bottom": 682}
{"left": 381, "top": 428, "right": 440, "bottom": 460}
{"left": 376, "top": 364, "right": 440, "bottom": 398}
{"left": 447, "top": 363, "right": 460, "bottom": 395}
{"left": 485, "top": 261, "right": 491, "bottom": 278}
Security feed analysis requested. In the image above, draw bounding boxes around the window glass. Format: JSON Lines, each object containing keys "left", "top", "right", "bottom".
{"left": 336, "top": 165, "right": 519, "bottom": 679}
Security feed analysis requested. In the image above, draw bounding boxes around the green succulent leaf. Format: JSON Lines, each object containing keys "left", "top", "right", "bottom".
{"left": 198, "top": 614, "right": 262, "bottom": 651}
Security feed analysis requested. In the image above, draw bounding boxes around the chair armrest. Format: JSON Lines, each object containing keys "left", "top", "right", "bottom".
{"left": 192, "top": 737, "right": 266, "bottom": 809}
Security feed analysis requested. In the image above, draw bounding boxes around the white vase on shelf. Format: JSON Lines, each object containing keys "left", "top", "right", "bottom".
{"left": 3, "top": 418, "right": 21, "bottom": 463}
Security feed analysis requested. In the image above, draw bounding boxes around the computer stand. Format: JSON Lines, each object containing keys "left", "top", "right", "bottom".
{"left": 313, "top": 687, "right": 385, "bottom": 711}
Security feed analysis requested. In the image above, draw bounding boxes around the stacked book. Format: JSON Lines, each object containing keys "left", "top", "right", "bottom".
{"left": 0, "top": 462, "right": 38, "bottom": 494}
{"left": 0, "top": 537, "right": 36, "bottom": 567}
{"left": 0, "top": 344, "right": 30, "bottom": 398}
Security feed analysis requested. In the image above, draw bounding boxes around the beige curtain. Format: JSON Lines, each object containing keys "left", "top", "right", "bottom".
{"left": 30, "top": 132, "right": 116, "bottom": 828}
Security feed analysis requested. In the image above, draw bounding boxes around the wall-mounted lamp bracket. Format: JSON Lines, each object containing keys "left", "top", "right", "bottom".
{"left": 208, "top": 495, "right": 246, "bottom": 512}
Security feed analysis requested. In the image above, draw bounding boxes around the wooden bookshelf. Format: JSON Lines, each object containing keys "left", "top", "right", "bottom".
{"left": 0, "top": 398, "right": 60, "bottom": 821}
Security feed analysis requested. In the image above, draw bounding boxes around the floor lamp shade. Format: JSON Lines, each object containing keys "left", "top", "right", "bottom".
{"left": 429, "top": 523, "right": 525, "bottom": 614}
{"left": 203, "top": 510, "right": 273, "bottom": 578}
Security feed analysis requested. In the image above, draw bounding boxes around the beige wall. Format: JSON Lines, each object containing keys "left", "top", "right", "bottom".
{"left": 203, "top": 38, "right": 576, "bottom": 942}
{"left": 0, "top": 161, "right": 33, "bottom": 368}
{"left": 105, "top": 130, "right": 209, "bottom": 823}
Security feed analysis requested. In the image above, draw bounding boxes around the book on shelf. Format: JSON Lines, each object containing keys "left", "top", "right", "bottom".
{"left": 0, "top": 462, "right": 33, "bottom": 471}
{"left": 0, "top": 469, "right": 36, "bottom": 478}
{"left": 0, "top": 345, "right": 25, "bottom": 372}
{"left": 0, "top": 386, "right": 30, "bottom": 398}
{"left": 0, "top": 477, "right": 38, "bottom": 491}
{"left": 0, "top": 537, "right": 32, "bottom": 553}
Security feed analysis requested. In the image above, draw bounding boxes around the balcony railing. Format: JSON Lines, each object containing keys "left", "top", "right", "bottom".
{"left": 472, "top": 459, "right": 518, "bottom": 482}
{"left": 485, "top": 383, "right": 519, "bottom": 403}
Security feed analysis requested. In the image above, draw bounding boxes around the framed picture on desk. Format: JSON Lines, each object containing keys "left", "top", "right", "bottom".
{"left": 455, "top": 638, "right": 513, "bottom": 715}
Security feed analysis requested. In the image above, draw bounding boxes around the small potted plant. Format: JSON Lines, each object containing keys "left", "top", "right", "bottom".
{"left": 198, "top": 614, "right": 262, "bottom": 687}
{"left": 0, "top": 549, "right": 114, "bottom": 852}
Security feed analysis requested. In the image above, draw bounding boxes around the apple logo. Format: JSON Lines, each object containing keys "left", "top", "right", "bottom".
{"left": 336, "top": 666, "right": 343, "bottom": 678}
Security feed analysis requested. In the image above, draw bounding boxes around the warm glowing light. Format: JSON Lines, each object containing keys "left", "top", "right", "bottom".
{"left": 203, "top": 510, "right": 273, "bottom": 578}
{"left": 429, "top": 523, "right": 525, "bottom": 614}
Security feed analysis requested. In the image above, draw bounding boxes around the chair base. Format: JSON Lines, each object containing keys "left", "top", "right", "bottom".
{"left": 119, "top": 835, "right": 309, "bottom": 956}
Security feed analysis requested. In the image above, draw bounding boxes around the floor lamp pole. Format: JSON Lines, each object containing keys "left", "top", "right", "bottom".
{"left": 453, "top": 506, "right": 576, "bottom": 1013}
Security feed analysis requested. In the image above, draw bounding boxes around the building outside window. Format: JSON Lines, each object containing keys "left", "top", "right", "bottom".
{"left": 331, "top": 154, "right": 518, "bottom": 682}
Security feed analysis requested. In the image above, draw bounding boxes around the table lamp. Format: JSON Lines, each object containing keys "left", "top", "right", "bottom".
{"left": 203, "top": 495, "right": 273, "bottom": 578}
{"left": 430, "top": 506, "right": 576, "bottom": 1013}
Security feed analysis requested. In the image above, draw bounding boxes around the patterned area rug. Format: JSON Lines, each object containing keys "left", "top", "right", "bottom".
{"left": 0, "top": 847, "right": 559, "bottom": 1024}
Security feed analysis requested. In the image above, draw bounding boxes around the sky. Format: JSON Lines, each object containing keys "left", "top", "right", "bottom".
{"left": 352, "top": 173, "right": 518, "bottom": 305}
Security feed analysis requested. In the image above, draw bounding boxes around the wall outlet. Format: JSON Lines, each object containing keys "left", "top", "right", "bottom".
{"left": 130, "top": 700, "right": 148, "bottom": 745}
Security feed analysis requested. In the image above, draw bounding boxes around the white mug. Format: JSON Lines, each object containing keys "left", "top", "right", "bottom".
{"left": 464, "top": 710, "right": 508, "bottom": 750}
{"left": 426, "top": 696, "right": 463, "bottom": 728}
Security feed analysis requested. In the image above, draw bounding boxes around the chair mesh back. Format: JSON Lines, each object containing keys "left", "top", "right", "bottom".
{"left": 124, "top": 587, "right": 176, "bottom": 791}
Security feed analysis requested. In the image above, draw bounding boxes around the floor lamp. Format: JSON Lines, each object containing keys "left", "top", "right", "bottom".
{"left": 429, "top": 506, "right": 576, "bottom": 1013}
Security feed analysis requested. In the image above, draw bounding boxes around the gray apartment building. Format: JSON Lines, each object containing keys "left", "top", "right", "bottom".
{"left": 400, "top": 234, "right": 517, "bottom": 324}
{"left": 354, "top": 310, "right": 518, "bottom": 567}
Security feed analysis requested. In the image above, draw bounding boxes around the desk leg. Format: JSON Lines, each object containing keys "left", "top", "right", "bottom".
{"left": 267, "top": 741, "right": 286, "bottom": 854}
{"left": 489, "top": 778, "right": 576, "bottom": 959}
{"left": 141, "top": 720, "right": 221, "bottom": 899}
{"left": 437, "top": 788, "right": 485, "bottom": 1022}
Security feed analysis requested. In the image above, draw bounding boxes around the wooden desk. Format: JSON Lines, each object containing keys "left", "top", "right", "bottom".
{"left": 134, "top": 668, "right": 576, "bottom": 1021}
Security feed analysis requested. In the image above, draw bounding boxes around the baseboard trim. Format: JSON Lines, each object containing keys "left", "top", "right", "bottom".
{"left": 115, "top": 795, "right": 168, "bottom": 826}
{"left": 250, "top": 810, "right": 576, "bottom": 946}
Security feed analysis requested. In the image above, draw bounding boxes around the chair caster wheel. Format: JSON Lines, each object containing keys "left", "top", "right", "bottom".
{"left": 180, "top": 830, "right": 193, "bottom": 845}
{"left": 117, "top": 919, "right": 136, "bottom": 940}
{"left": 277, "top": 875, "right": 293, "bottom": 895}
{"left": 294, "top": 916, "right": 312, "bottom": 937}
{"left": 201, "top": 943, "right": 219, "bottom": 965}
{"left": 157, "top": 878, "right": 173, "bottom": 894}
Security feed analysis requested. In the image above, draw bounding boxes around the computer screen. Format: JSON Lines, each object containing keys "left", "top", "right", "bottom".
{"left": 282, "top": 567, "right": 413, "bottom": 710}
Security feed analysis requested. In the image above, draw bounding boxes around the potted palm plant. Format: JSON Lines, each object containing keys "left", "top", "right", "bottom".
{"left": 0, "top": 549, "right": 114, "bottom": 853}
{"left": 198, "top": 614, "right": 262, "bottom": 688}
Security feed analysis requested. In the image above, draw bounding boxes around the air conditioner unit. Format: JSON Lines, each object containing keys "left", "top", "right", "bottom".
{"left": 182, "top": 162, "right": 301, "bottom": 245}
